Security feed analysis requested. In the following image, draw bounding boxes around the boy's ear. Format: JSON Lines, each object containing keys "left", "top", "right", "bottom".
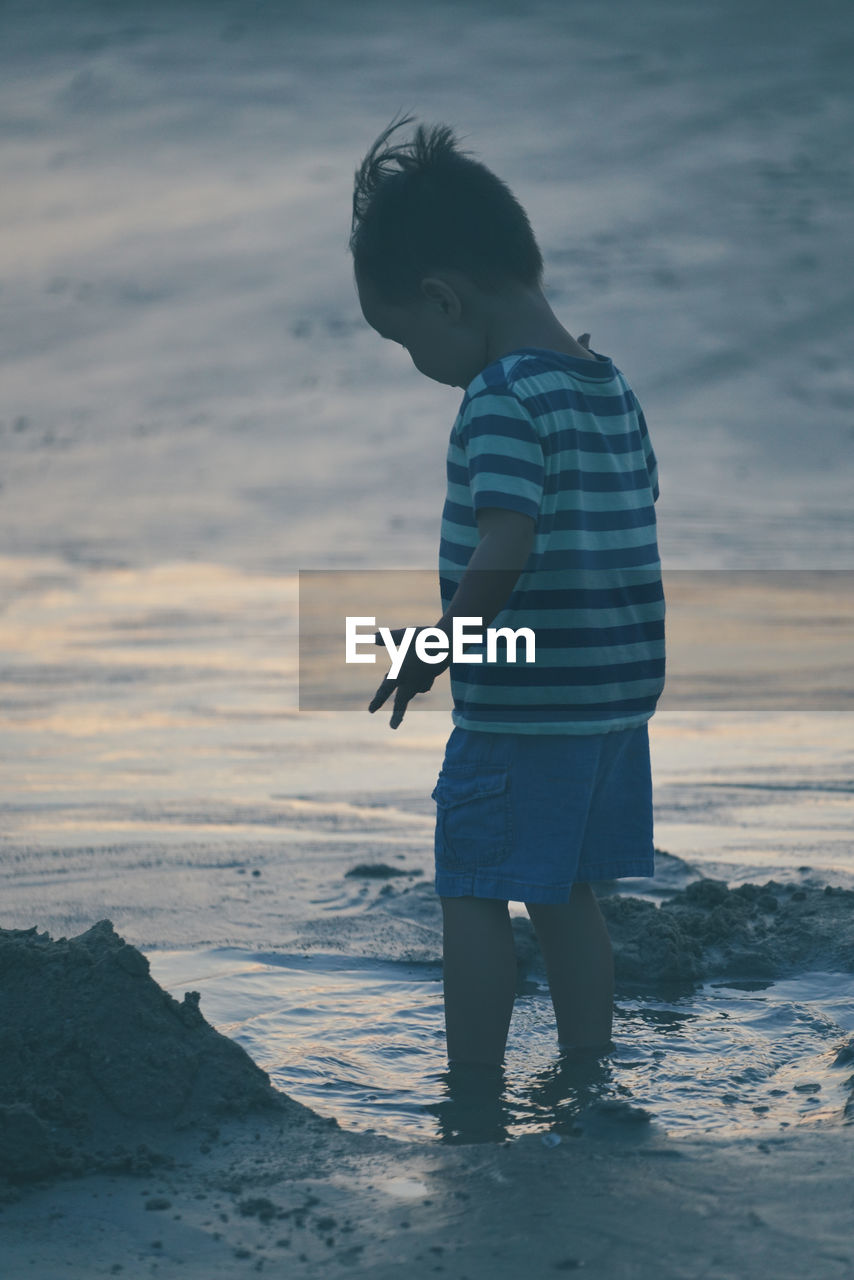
{"left": 420, "top": 276, "right": 462, "bottom": 320}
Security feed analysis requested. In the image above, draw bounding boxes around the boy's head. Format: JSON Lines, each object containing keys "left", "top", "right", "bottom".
{"left": 350, "top": 116, "right": 544, "bottom": 387}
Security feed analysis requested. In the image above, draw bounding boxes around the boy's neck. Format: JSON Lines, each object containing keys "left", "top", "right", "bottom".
{"left": 481, "top": 285, "right": 596, "bottom": 365}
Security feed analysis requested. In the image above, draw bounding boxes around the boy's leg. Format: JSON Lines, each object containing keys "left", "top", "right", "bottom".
{"left": 525, "top": 882, "right": 614, "bottom": 1052}
{"left": 440, "top": 895, "right": 516, "bottom": 1067}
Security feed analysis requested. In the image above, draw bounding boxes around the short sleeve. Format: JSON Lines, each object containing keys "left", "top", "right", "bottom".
{"left": 636, "top": 406, "right": 660, "bottom": 503}
{"left": 458, "top": 386, "right": 545, "bottom": 520}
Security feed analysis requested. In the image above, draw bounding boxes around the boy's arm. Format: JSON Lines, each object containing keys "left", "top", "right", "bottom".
{"left": 369, "top": 507, "right": 535, "bottom": 728}
{"left": 437, "top": 507, "right": 535, "bottom": 632}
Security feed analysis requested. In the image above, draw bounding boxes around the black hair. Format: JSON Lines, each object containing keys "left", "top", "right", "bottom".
{"left": 350, "top": 114, "right": 544, "bottom": 303}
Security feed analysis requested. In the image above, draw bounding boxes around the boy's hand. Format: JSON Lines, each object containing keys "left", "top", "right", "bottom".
{"left": 369, "top": 627, "right": 451, "bottom": 729}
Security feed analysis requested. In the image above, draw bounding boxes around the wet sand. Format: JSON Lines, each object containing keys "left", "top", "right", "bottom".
{"left": 4, "top": 1108, "right": 854, "bottom": 1278}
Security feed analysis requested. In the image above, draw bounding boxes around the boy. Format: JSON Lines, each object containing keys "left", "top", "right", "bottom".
{"left": 350, "top": 117, "right": 665, "bottom": 1070}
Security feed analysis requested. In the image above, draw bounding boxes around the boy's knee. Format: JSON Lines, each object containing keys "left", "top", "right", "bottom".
{"left": 441, "top": 895, "right": 509, "bottom": 919}
{"left": 526, "top": 885, "right": 598, "bottom": 926}
{"left": 441, "top": 894, "right": 508, "bottom": 906}
{"left": 526, "top": 895, "right": 571, "bottom": 917}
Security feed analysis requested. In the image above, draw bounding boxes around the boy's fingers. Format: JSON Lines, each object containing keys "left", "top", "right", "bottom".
{"left": 368, "top": 677, "right": 396, "bottom": 713}
{"left": 578, "top": 332, "right": 591, "bottom": 349}
{"left": 389, "top": 684, "right": 413, "bottom": 730}
{"left": 370, "top": 675, "right": 419, "bottom": 727}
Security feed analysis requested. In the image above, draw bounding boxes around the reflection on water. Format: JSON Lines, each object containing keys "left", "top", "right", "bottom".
{"left": 426, "top": 1051, "right": 626, "bottom": 1146}
{"left": 147, "top": 949, "right": 854, "bottom": 1145}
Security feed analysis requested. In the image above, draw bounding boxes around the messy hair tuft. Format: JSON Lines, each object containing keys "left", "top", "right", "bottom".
{"left": 350, "top": 113, "right": 543, "bottom": 303}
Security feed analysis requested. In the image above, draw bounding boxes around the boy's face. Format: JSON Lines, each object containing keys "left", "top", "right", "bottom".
{"left": 355, "top": 270, "right": 482, "bottom": 389}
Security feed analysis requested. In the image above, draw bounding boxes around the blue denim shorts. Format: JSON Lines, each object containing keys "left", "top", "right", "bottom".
{"left": 431, "top": 723, "right": 655, "bottom": 903}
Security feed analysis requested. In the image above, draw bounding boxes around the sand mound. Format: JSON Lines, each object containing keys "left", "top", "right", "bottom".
{"left": 0, "top": 921, "right": 306, "bottom": 1185}
{"left": 600, "top": 878, "right": 854, "bottom": 984}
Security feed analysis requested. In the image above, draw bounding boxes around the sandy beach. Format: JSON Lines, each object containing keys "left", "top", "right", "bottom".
{"left": 3, "top": 1096, "right": 854, "bottom": 1278}
{"left": 2, "top": 0, "right": 854, "bottom": 1274}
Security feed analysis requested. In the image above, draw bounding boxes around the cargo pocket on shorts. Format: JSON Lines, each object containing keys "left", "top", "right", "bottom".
{"left": 431, "top": 765, "right": 512, "bottom": 870}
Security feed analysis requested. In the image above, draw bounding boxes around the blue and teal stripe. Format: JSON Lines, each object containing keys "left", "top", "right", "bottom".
{"left": 440, "top": 347, "right": 665, "bottom": 734}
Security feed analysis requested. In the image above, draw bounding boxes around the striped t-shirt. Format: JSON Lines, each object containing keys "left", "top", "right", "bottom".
{"left": 438, "top": 347, "right": 665, "bottom": 733}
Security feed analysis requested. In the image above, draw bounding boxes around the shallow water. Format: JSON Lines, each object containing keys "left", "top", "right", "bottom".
{"left": 148, "top": 948, "right": 854, "bottom": 1143}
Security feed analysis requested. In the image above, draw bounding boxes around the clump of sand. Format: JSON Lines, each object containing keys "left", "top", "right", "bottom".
{"left": 599, "top": 878, "right": 854, "bottom": 984}
{"left": 0, "top": 921, "right": 308, "bottom": 1185}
